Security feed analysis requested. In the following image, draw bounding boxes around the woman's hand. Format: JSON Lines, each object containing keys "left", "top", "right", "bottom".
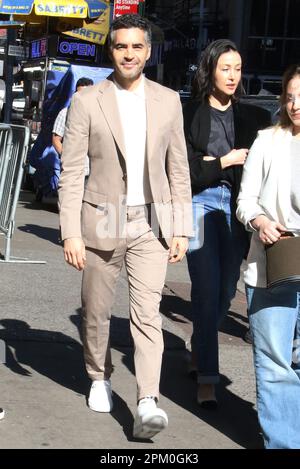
{"left": 221, "top": 148, "right": 249, "bottom": 169}
{"left": 251, "top": 215, "right": 286, "bottom": 245}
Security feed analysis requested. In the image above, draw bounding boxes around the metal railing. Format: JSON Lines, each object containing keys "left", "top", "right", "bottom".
{"left": 0, "top": 123, "right": 45, "bottom": 263}
{"left": 0, "top": 125, "right": 13, "bottom": 200}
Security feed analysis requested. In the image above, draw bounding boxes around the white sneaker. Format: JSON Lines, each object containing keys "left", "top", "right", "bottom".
{"left": 88, "top": 380, "right": 113, "bottom": 413}
{"left": 0, "top": 408, "right": 4, "bottom": 420}
{"left": 133, "top": 397, "right": 168, "bottom": 439}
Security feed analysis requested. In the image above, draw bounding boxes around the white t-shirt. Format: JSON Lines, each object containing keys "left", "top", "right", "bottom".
{"left": 114, "top": 77, "right": 152, "bottom": 206}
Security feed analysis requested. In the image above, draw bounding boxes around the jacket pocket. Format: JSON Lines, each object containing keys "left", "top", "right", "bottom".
{"left": 82, "top": 189, "right": 107, "bottom": 206}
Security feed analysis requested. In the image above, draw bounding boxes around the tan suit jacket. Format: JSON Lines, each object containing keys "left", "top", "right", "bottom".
{"left": 58, "top": 76, "right": 193, "bottom": 251}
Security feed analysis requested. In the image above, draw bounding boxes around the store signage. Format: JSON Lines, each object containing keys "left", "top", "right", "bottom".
{"left": 56, "top": 37, "right": 97, "bottom": 62}
{"left": 60, "top": 2, "right": 110, "bottom": 46}
{"left": 0, "top": 1, "right": 108, "bottom": 18}
{"left": 35, "top": 3, "right": 86, "bottom": 17}
{"left": 30, "top": 38, "right": 47, "bottom": 59}
{"left": 8, "top": 45, "right": 26, "bottom": 58}
{"left": 0, "top": 0, "right": 32, "bottom": 15}
{"left": 0, "top": 20, "right": 25, "bottom": 28}
{"left": 113, "top": 0, "right": 145, "bottom": 18}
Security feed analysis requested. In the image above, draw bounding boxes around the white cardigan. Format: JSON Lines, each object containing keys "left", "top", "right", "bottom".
{"left": 237, "top": 126, "right": 294, "bottom": 287}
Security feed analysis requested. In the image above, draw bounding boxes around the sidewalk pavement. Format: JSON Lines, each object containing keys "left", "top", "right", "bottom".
{"left": 0, "top": 191, "right": 260, "bottom": 449}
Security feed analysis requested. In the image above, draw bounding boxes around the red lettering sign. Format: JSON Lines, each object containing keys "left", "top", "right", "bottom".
{"left": 113, "top": 0, "right": 144, "bottom": 18}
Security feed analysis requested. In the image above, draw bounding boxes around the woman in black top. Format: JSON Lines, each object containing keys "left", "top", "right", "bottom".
{"left": 183, "top": 39, "right": 271, "bottom": 407}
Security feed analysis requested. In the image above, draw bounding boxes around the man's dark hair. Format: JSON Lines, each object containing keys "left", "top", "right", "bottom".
{"left": 76, "top": 77, "right": 94, "bottom": 89}
{"left": 192, "top": 39, "right": 243, "bottom": 102}
{"left": 108, "top": 14, "right": 152, "bottom": 48}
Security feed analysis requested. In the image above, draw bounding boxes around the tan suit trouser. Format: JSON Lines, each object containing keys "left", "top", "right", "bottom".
{"left": 81, "top": 205, "right": 169, "bottom": 401}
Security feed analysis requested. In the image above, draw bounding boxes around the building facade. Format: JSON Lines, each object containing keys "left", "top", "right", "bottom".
{"left": 146, "top": 0, "right": 300, "bottom": 93}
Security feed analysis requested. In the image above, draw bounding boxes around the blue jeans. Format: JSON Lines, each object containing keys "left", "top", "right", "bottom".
{"left": 187, "top": 185, "right": 247, "bottom": 384}
{"left": 246, "top": 284, "right": 300, "bottom": 449}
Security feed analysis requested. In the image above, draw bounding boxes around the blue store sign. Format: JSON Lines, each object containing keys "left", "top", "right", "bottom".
{"left": 30, "top": 38, "right": 47, "bottom": 59}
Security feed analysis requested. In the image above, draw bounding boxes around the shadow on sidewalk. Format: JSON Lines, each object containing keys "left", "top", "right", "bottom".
{"left": 71, "top": 310, "right": 188, "bottom": 442}
{"left": 19, "top": 191, "right": 59, "bottom": 214}
{"left": 160, "top": 293, "right": 250, "bottom": 341}
{"left": 160, "top": 294, "right": 191, "bottom": 323}
{"left": 219, "top": 311, "right": 249, "bottom": 339}
{"left": 160, "top": 353, "right": 262, "bottom": 449}
{"left": 0, "top": 319, "right": 87, "bottom": 396}
{"left": 105, "top": 313, "right": 261, "bottom": 448}
{"left": 18, "top": 224, "right": 60, "bottom": 246}
{"left": 0, "top": 313, "right": 261, "bottom": 448}
{"left": 71, "top": 309, "right": 260, "bottom": 447}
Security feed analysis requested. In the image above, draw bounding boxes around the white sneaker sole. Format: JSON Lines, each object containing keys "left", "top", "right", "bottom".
{"left": 133, "top": 414, "right": 168, "bottom": 439}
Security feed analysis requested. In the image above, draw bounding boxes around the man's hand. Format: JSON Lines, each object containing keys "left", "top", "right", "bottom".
{"left": 63, "top": 237, "right": 86, "bottom": 271}
{"left": 251, "top": 215, "right": 286, "bottom": 245}
{"left": 169, "top": 236, "right": 189, "bottom": 263}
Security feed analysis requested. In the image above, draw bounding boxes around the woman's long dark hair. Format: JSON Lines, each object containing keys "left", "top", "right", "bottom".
{"left": 279, "top": 63, "right": 300, "bottom": 128}
{"left": 192, "top": 39, "right": 243, "bottom": 102}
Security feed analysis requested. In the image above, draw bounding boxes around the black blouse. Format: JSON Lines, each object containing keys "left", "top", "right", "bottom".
{"left": 183, "top": 100, "right": 271, "bottom": 198}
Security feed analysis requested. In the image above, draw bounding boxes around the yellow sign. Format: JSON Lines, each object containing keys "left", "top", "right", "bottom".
{"left": 34, "top": 1, "right": 87, "bottom": 18}
{"left": 61, "top": 4, "right": 110, "bottom": 45}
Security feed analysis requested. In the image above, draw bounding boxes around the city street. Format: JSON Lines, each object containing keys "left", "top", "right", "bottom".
{"left": 0, "top": 190, "right": 260, "bottom": 449}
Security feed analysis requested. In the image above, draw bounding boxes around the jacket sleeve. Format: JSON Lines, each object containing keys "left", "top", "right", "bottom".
{"left": 187, "top": 145, "right": 223, "bottom": 190}
{"left": 166, "top": 94, "right": 193, "bottom": 237}
{"left": 236, "top": 131, "right": 268, "bottom": 231}
{"left": 183, "top": 104, "right": 223, "bottom": 192}
{"left": 58, "top": 93, "right": 89, "bottom": 240}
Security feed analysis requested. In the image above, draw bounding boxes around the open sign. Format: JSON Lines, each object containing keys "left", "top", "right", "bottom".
{"left": 56, "top": 37, "right": 97, "bottom": 62}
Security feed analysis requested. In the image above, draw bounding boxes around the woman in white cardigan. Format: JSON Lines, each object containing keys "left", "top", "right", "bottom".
{"left": 237, "top": 64, "right": 300, "bottom": 449}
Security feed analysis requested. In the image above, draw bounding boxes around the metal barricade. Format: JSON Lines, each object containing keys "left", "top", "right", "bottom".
{"left": 0, "top": 124, "right": 46, "bottom": 263}
{"left": 0, "top": 125, "right": 13, "bottom": 200}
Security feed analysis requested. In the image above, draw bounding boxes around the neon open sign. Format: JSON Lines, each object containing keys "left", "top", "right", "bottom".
{"left": 57, "top": 38, "right": 97, "bottom": 62}
{"left": 59, "top": 41, "right": 96, "bottom": 56}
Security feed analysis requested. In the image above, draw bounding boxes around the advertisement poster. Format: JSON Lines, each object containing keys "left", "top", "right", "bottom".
{"left": 57, "top": 0, "right": 110, "bottom": 45}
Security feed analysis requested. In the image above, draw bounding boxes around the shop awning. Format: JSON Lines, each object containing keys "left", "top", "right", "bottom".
{"left": 0, "top": 0, "right": 108, "bottom": 19}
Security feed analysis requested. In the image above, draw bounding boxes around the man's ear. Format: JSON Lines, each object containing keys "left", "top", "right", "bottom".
{"left": 107, "top": 44, "right": 113, "bottom": 62}
{"left": 146, "top": 46, "right": 151, "bottom": 61}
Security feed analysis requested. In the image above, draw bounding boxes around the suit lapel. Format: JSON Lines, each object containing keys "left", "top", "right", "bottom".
{"left": 96, "top": 79, "right": 127, "bottom": 160}
{"left": 145, "top": 79, "right": 160, "bottom": 162}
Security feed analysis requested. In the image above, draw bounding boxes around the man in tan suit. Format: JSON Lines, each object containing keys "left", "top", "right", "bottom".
{"left": 58, "top": 14, "right": 193, "bottom": 440}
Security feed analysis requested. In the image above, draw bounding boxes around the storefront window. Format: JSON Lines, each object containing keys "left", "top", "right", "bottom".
{"left": 285, "top": 39, "right": 300, "bottom": 64}
{"left": 287, "top": 0, "right": 300, "bottom": 38}
{"left": 249, "top": 0, "right": 267, "bottom": 35}
{"left": 263, "top": 39, "right": 283, "bottom": 69}
{"left": 267, "top": 0, "right": 286, "bottom": 36}
{"left": 247, "top": 0, "right": 300, "bottom": 72}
